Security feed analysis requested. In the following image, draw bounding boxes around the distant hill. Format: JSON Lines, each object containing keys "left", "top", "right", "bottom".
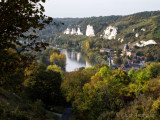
{"left": 35, "top": 11, "right": 160, "bottom": 54}
{"left": 41, "top": 11, "right": 160, "bottom": 41}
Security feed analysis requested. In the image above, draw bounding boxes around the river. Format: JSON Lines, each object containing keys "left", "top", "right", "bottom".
{"left": 61, "top": 49, "right": 92, "bottom": 72}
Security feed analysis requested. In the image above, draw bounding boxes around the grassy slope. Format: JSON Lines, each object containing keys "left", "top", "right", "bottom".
{"left": 56, "top": 11, "right": 160, "bottom": 49}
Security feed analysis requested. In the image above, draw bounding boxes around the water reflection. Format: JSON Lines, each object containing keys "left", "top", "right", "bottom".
{"left": 61, "top": 49, "right": 92, "bottom": 72}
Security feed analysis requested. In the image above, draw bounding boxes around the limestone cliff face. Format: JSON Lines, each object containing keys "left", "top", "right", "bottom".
{"left": 103, "top": 26, "right": 118, "bottom": 40}
{"left": 64, "top": 28, "right": 71, "bottom": 34}
{"left": 118, "top": 38, "right": 124, "bottom": 43}
{"left": 134, "top": 40, "right": 157, "bottom": 47}
{"left": 135, "top": 33, "right": 139, "bottom": 38}
{"left": 71, "top": 28, "right": 77, "bottom": 35}
{"left": 77, "top": 28, "right": 83, "bottom": 35}
{"left": 141, "top": 28, "right": 146, "bottom": 31}
{"left": 86, "top": 25, "right": 95, "bottom": 37}
{"left": 64, "top": 27, "right": 83, "bottom": 35}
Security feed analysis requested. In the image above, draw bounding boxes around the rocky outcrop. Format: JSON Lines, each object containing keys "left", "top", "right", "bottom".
{"left": 77, "top": 28, "right": 83, "bottom": 35}
{"left": 135, "top": 33, "right": 139, "bottom": 38}
{"left": 86, "top": 25, "right": 95, "bottom": 37}
{"left": 64, "top": 28, "right": 71, "bottom": 34}
{"left": 71, "top": 28, "right": 77, "bottom": 35}
{"left": 134, "top": 40, "right": 157, "bottom": 47}
{"left": 132, "top": 29, "right": 135, "bottom": 33}
{"left": 64, "top": 27, "right": 83, "bottom": 36}
{"left": 118, "top": 38, "right": 124, "bottom": 43}
{"left": 103, "top": 26, "right": 118, "bottom": 40}
{"left": 141, "top": 28, "right": 146, "bottom": 31}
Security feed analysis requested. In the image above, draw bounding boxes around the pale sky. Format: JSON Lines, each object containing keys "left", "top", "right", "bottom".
{"left": 42, "top": 0, "right": 160, "bottom": 18}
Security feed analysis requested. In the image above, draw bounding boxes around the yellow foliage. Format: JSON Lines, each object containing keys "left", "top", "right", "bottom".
{"left": 85, "top": 41, "right": 90, "bottom": 50}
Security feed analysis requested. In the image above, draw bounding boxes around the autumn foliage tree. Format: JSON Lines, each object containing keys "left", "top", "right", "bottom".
{"left": 50, "top": 53, "right": 66, "bottom": 70}
{"left": 0, "top": 0, "right": 54, "bottom": 89}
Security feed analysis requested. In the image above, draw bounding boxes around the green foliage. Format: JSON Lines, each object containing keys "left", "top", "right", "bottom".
{"left": 154, "top": 28, "right": 160, "bottom": 39}
{"left": 152, "top": 97, "right": 160, "bottom": 118}
{"left": 32, "top": 100, "right": 46, "bottom": 118}
{"left": 128, "top": 68, "right": 136, "bottom": 80}
{"left": 47, "top": 65, "right": 64, "bottom": 76}
{"left": 61, "top": 69, "right": 94, "bottom": 102}
{"left": 0, "top": 49, "right": 33, "bottom": 91}
{"left": 146, "top": 62, "right": 160, "bottom": 78}
{"left": 135, "top": 63, "right": 160, "bottom": 84}
{"left": 65, "top": 66, "right": 131, "bottom": 120}
{"left": 96, "top": 66, "right": 111, "bottom": 78}
{"left": 0, "top": 0, "right": 52, "bottom": 51}
{"left": 61, "top": 63, "right": 160, "bottom": 120}
{"left": 0, "top": 1, "right": 64, "bottom": 120}
{"left": 98, "top": 111, "right": 116, "bottom": 120}
{"left": 24, "top": 67, "right": 62, "bottom": 106}
{"left": 0, "top": 87, "right": 60, "bottom": 120}
{"left": 0, "top": 103, "right": 29, "bottom": 120}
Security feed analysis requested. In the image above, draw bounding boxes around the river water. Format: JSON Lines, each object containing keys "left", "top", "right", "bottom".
{"left": 61, "top": 49, "right": 92, "bottom": 72}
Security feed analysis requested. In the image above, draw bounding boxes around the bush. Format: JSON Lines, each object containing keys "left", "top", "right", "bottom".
{"left": 0, "top": 103, "right": 28, "bottom": 120}
{"left": 98, "top": 111, "right": 116, "bottom": 120}
{"left": 24, "top": 69, "right": 62, "bottom": 106}
{"left": 32, "top": 100, "right": 46, "bottom": 118}
{"left": 11, "top": 107, "right": 28, "bottom": 120}
{"left": 152, "top": 97, "right": 160, "bottom": 118}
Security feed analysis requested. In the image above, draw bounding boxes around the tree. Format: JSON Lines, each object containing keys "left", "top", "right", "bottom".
{"left": 49, "top": 48, "right": 61, "bottom": 55}
{"left": 85, "top": 41, "right": 90, "bottom": 51}
{"left": 50, "top": 53, "right": 66, "bottom": 70}
{"left": 0, "top": 49, "right": 27, "bottom": 91}
{"left": 0, "top": 0, "right": 54, "bottom": 89}
{"left": 47, "top": 64, "right": 64, "bottom": 76}
{"left": 61, "top": 67, "right": 98, "bottom": 103}
{"left": 0, "top": 0, "right": 53, "bottom": 51}
{"left": 24, "top": 68, "right": 62, "bottom": 106}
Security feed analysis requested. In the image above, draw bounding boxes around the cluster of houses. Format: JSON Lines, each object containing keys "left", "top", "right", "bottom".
{"left": 100, "top": 43, "right": 145, "bottom": 71}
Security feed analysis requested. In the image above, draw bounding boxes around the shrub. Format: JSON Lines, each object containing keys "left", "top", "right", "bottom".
{"left": 32, "top": 100, "right": 46, "bottom": 118}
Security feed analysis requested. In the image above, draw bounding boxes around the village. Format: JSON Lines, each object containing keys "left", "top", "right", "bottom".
{"left": 100, "top": 43, "right": 146, "bottom": 71}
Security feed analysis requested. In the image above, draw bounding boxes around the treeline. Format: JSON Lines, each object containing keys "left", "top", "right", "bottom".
{"left": 61, "top": 63, "right": 160, "bottom": 120}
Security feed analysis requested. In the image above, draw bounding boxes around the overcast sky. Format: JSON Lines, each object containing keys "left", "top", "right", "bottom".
{"left": 41, "top": 0, "right": 160, "bottom": 18}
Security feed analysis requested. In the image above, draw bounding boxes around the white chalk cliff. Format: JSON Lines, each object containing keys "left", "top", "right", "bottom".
{"left": 135, "top": 40, "right": 157, "bottom": 47}
{"left": 135, "top": 33, "right": 139, "bottom": 38}
{"left": 64, "top": 28, "right": 71, "bottom": 34}
{"left": 103, "top": 26, "right": 118, "bottom": 40}
{"left": 132, "top": 28, "right": 135, "bottom": 33}
{"left": 77, "top": 28, "right": 83, "bottom": 35}
{"left": 141, "top": 28, "right": 146, "bottom": 32}
{"left": 118, "top": 38, "right": 124, "bottom": 43}
{"left": 71, "top": 28, "right": 77, "bottom": 35}
{"left": 86, "top": 25, "right": 95, "bottom": 37}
